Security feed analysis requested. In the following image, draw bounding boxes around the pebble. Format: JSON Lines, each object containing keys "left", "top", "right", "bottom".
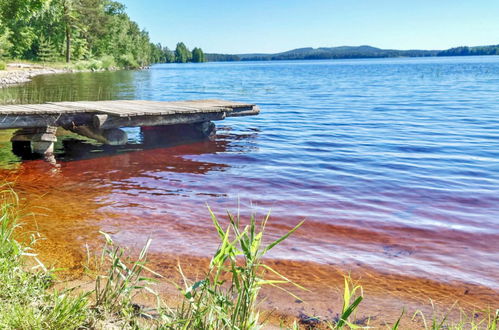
{"left": 0, "top": 67, "right": 76, "bottom": 88}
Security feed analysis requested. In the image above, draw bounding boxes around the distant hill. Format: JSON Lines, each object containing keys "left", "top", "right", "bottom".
{"left": 205, "top": 44, "right": 499, "bottom": 62}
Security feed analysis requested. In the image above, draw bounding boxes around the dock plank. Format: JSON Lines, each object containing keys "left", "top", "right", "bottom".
{"left": 0, "top": 99, "right": 260, "bottom": 129}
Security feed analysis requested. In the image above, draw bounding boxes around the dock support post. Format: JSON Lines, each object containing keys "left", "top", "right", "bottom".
{"left": 140, "top": 121, "right": 216, "bottom": 146}
{"left": 67, "top": 126, "right": 128, "bottom": 146}
{"left": 11, "top": 126, "right": 58, "bottom": 156}
{"left": 195, "top": 121, "right": 216, "bottom": 137}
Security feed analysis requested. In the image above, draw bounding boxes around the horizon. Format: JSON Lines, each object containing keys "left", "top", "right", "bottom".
{"left": 119, "top": 0, "right": 499, "bottom": 54}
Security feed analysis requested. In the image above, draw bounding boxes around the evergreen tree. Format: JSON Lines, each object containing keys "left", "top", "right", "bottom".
{"left": 37, "top": 35, "right": 58, "bottom": 63}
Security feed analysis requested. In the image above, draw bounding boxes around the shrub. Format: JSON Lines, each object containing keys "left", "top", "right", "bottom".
{"left": 118, "top": 53, "right": 139, "bottom": 69}
{"left": 100, "top": 55, "right": 116, "bottom": 70}
{"left": 74, "top": 60, "right": 103, "bottom": 71}
{"left": 0, "top": 61, "right": 6, "bottom": 70}
{"left": 88, "top": 59, "right": 102, "bottom": 71}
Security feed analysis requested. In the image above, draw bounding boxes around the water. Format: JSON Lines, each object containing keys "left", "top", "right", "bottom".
{"left": 1, "top": 56, "right": 499, "bottom": 297}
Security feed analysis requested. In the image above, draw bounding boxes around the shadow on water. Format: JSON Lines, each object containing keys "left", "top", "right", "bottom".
{"left": 5, "top": 125, "right": 260, "bottom": 173}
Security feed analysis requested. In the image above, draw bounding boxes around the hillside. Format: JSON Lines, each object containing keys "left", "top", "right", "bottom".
{"left": 206, "top": 44, "right": 499, "bottom": 62}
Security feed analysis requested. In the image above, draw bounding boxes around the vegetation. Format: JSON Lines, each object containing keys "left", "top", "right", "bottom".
{"left": 205, "top": 44, "right": 499, "bottom": 62}
{"left": 437, "top": 45, "right": 499, "bottom": 57}
{"left": 174, "top": 42, "right": 191, "bottom": 63}
{"left": 205, "top": 53, "right": 241, "bottom": 62}
{"left": 191, "top": 47, "right": 205, "bottom": 63}
{"left": 0, "top": 0, "right": 201, "bottom": 69}
{"left": 173, "top": 42, "right": 205, "bottom": 63}
{"left": 0, "top": 186, "right": 497, "bottom": 329}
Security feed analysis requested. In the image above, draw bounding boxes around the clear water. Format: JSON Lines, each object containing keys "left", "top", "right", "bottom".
{"left": 1, "top": 56, "right": 499, "bottom": 292}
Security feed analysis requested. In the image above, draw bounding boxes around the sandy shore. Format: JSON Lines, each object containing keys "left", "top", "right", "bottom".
{"left": 0, "top": 62, "right": 78, "bottom": 88}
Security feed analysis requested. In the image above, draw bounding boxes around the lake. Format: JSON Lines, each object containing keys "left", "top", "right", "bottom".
{"left": 1, "top": 56, "right": 498, "bottom": 314}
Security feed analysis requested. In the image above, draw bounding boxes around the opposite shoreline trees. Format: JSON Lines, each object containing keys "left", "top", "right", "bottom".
{"left": 173, "top": 42, "right": 205, "bottom": 63}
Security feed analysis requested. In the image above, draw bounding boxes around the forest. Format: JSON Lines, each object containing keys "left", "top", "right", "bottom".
{"left": 206, "top": 44, "right": 499, "bottom": 62}
{"left": 0, "top": 0, "right": 205, "bottom": 69}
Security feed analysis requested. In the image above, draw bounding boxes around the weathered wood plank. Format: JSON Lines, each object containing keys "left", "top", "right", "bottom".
{"left": 96, "top": 112, "right": 227, "bottom": 129}
{"left": 0, "top": 99, "right": 259, "bottom": 129}
{"left": 0, "top": 113, "right": 95, "bottom": 129}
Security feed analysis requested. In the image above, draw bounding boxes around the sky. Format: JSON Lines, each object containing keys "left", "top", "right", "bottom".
{"left": 119, "top": 0, "right": 499, "bottom": 54}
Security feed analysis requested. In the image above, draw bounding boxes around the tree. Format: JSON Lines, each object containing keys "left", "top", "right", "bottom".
{"left": 37, "top": 35, "right": 58, "bottom": 63}
{"left": 163, "top": 46, "right": 174, "bottom": 63}
{"left": 0, "top": 28, "right": 12, "bottom": 58}
{"left": 0, "top": 0, "right": 165, "bottom": 67}
{"left": 0, "top": 0, "right": 48, "bottom": 57}
{"left": 191, "top": 47, "right": 205, "bottom": 63}
{"left": 174, "top": 42, "right": 190, "bottom": 63}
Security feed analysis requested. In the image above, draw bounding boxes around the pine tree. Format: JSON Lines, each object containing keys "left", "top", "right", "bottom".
{"left": 38, "top": 36, "right": 58, "bottom": 63}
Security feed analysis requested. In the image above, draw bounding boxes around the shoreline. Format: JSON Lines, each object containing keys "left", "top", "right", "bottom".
{"left": 0, "top": 62, "right": 136, "bottom": 89}
{"left": 16, "top": 191, "right": 497, "bottom": 328}
{"left": 0, "top": 132, "right": 497, "bottom": 327}
{"left": 30, "top": 218, "right": 499, "bottom": 328}
{"left": 0, "top": 62, "right": 80, "bottom": 88}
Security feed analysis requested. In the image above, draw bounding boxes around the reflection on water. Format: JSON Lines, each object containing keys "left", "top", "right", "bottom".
{"left": 1, "top": 57, "right": 499, "bottom": 312}
{"left": 0, "top": 70, "right": 139, "bottom": 104}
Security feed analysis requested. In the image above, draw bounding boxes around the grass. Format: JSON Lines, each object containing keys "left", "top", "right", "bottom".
{"left": 154, "top": 208, "right": 304, "bottom": 329}
{"left": 4, "top": 57, "right": 123, "bottom": 71}
{"left": 0, "top": 185, "right": 498, "bottom": 329}
{"left": 0, "top": 184, "right": 89, "bottom": 329}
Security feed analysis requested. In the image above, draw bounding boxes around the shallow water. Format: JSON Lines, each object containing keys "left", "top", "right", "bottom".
{"left": 1, "top": 57, "right": 499, "bottom": 298}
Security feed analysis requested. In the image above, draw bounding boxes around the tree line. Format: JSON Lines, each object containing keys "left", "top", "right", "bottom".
{"left": 436, "top": 45, "right": 499, "bottom": 57}
{"left": 161, "top": 42, "right": 204, "bottom": 63}
{"left": 205, "top": 44, "right": 499, "bottom": 62}
{"left": 0, "top": 0, "right": 205, "bottom": 68}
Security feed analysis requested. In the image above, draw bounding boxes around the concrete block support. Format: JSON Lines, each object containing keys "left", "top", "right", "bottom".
{"left": 11, "top": 126, "right": 58, "bottom": 156}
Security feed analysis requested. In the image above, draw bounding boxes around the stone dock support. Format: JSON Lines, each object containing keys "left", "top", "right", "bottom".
{"left": 11, "top": 126, "right": 58, "bottom": 156}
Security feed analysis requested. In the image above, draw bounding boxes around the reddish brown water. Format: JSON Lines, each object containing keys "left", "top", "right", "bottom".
{"left": 1, "top": 58, "right": 499, "bottom": 322}
{"left": 2, "top": 136, "right": 498, "bottom": 320}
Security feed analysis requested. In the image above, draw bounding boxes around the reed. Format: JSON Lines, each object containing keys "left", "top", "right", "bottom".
{"left": 155, "top": 208, "right": 304, "bottom": 329}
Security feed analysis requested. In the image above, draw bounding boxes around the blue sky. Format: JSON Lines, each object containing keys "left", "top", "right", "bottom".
{"left": 119, "top": 0, "right": 499, "bottom": 54}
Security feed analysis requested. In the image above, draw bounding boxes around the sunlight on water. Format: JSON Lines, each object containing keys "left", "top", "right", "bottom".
{"left": 1, "top": 57, "right": 499, "bottom": 297}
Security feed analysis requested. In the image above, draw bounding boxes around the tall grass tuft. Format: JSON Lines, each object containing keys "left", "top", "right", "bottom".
{"left": 88, "top": 231, "right": 158, "bottom": 321}
{"left": 326, "top": 277, "right": 364, "bottom": 329}
{"left": 156, "top": 207, "right": 304, "bottom": 329}
{"left": 0, "top": 185, "right": 90, "bottom": 329}
{"left": 411, "top": 303, "right": 499, "bottom": 330}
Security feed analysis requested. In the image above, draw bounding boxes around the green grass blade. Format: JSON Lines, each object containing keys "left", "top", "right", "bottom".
{"left": 262, "top": 220, "right": 304, "bottom": 255}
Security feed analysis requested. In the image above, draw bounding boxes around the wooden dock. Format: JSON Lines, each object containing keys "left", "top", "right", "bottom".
{"left": 0, "top": 99, "right": 260, "bottom": 155}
